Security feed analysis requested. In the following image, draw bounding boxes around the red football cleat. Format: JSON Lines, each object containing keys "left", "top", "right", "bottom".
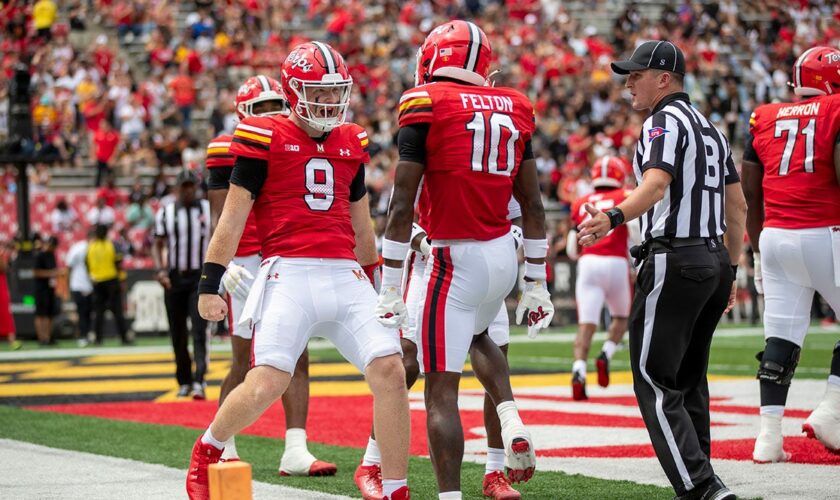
{"left": 384, "top": 485, "right": 410, "bottom": 500}
{"left": 483, "top": 470, "right": 521, "bottom": 499}
{"left": 596, "top": 352, "right": 610, "bottom": 388}
{"left": 354, "top": 463, "right": 383, "bottom": 500}
{"left": 572, "top": 371, "right": 588, "bottom": 401}
{"left": 186, "top": 436, "right": 223, "bottom": 500}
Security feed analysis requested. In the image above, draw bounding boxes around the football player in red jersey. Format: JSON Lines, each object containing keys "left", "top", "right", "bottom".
{"left": 566, "top": 156, "right": 639, "bottom": 400}
{"left": 742, "top": 46, "right": 840, "bottom": 462}
{"left": 206, "top": 75, "right": 337, "bottom": 476}
{"left": 376, "top": 21, "right": 551, "bottom": 498}
{"left": 187, "top": 43, "right": 410, "bottom": 500}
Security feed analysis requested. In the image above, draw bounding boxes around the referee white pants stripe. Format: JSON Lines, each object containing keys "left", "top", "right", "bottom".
{"left": 639, "top": 253, "right": 694, "bottom": 491}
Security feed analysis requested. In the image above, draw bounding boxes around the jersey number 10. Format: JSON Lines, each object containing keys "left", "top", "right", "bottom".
{"left": 775, "top": 118, "right": 816, "bottom": 176}
{"left": 465, "top": 112, "right": 520, "bottom": 176}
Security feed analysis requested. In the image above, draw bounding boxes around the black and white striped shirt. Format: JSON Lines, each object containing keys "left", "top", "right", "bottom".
{"left": 154, "top": 200, "right": 210, "bottom": 272}
{"left": 633, "top": 92, "right": 740, "bottom": 241}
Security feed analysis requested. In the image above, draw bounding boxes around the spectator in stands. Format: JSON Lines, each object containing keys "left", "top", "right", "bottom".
{"left": 96, "top": 173, "right": 124, "bottom": 208}
{"left": 50, "top": 197, "right": 78, "bottom": 233}
{"left": 32, "top": 0, "right": 57, "bottom": 42}
{"left": 0, "top": 240, "right": 19, "bottom": 349}
{"left": 87, "top": 224, "right": 130, "bottom": 345}
{"left": 66, "top": 230, "right": 93, "bottom": 346}
{"left": 168, "top": 66, "right": 196, "bottom": 129}
{"left": 126, "top": 194, "right": 154, "bottom": 231}
{"left": 93, "top": 119, "right": 121, "bottom": 187}
{"left": 86, "top": 196, "right": 116, "bottom": 228}
{"left": 29, "top": 164, "right": 50, "bottom": 193}
{"left": 33, "top": 235, "right": 59, "bottom": 346}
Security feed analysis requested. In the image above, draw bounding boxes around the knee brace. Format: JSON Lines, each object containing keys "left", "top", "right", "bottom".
{"left": 756, "top": 337, "right": 801, "bottom": 386}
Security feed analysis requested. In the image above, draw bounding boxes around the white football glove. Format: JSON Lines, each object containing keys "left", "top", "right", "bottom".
{"left": 515, "top": 280, "right": 554, "bottom": 338}
{"left": 753, "top": 252, "right": 763, "bottom": 295}
{"left": 221, "top": 262, "right": 254, "bottom": 302}
{"left": 510, "top": 225, "right": 524, "bottom": 250}
{"left": 374, "top": 286, "right": 409, "bottom": 329}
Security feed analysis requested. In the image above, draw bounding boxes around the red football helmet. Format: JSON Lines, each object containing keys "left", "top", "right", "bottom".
{"left": 590, "top": 156, "right": 626, "bottom": 189}
{"left": 281, "top": 41, "right": 353, "bottom": 132}
{"left": 791, "top": 46, "right": 840, "bottom": 97}
{"left": 415, "top": 20, "right": 492, "bottom": 87}
{"left": 235, "top": 75, "right": 288, "bottom": 119}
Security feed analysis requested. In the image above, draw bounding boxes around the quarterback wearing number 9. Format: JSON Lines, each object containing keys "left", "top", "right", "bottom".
{"left": 186, "top": 42, "right": 411, "bottom": 500}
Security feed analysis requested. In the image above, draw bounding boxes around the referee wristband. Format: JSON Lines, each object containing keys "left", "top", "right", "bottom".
{"left": 198, "top": 262, "right": 226, "bottom": 295}
{"left": 606, "top": 207, "right": 625, "bottom": 229}
{"left": 382, "top": 238, "right": 410, "bottom": 261}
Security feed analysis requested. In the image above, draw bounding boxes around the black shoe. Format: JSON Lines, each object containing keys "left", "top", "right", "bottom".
{"left": 675, "top": 475, "right": 736, "bottom": 500}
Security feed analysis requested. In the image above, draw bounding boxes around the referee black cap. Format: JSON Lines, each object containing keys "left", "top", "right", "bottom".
{"left": 176, "top": 168, "right": 198, "bottom": 186}
{"left": 611, "top": 40, "right": 686, "bottom": 75}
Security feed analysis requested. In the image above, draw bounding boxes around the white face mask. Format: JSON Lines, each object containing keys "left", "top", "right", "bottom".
{"left": 289, "top": 75, "right": 353, "bottom": 132}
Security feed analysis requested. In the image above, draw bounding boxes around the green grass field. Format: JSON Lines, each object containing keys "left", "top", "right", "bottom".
{"left": 2, "top": 322, "right": 836, "bottom": 498}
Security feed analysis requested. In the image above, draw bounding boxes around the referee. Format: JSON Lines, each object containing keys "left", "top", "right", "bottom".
{"left": 578, "top": 41, "right": 747, "bottom": 500}
{"left": 153, "top": 169, "right": 211, "bottom": 399}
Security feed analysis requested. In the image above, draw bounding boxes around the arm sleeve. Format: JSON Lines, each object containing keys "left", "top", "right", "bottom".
{"left": 522, "top": 139, "right": 534, "bottom": 161}
{"left": 742, "top": 131, "right": 760, "bottom": 163}
{"left": 206, "top": 166, "right": 233, "bottom": 190}
{"left": 398, "top": 123, "right": 430, "bottom": 164}
{"left": 640, "top": 112, "right": 681, "bottom": 178}
{"left": 349, "top": 163, "right": 367, "bottom": 202}
{"left": 229, "top": 155, "right": 268, "bottom": 198}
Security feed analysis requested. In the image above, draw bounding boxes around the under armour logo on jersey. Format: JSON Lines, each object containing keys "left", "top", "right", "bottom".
{"left": 340, "top": 148, "right": 350, "bottom": 156}
{"left": 317, "top": 144, "right": 325, "bottom": 152}
{"left": 528, "top": 306, "right": 550, "bottom": 327}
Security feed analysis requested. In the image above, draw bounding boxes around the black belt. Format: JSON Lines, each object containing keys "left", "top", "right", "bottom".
{"left": 630, "top": 236, "right": 723, "bottom": 264}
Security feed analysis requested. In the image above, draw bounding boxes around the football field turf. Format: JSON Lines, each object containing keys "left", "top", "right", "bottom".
{"left": 2, "top": 323, "right": 838, "bottom": 499}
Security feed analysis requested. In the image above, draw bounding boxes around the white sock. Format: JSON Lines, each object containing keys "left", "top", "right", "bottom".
{"left": 362, "top": 437, "right": 381, "bottom": 466}
{"left": 572, "top": 359, "right": 587, "bottom": 378}
{"left": 602, "top": 340, "right": 617, "bottom": 359}
{"left": 285, "top": 428, "right": 308, "bottom": 451}
{"left": 221, "top": 436, "right": 238, "bottom": 459}
{"left": 828, "top": 375, "right": 840, "bottom": 388}
{"left": 760, "top": 405, "right": 785, "bottom": 417}
{"left": 485, "top": 447, "right": 505, "bottom": 474}
{"left": 439, "top": 492, "right": 462, "bottom": 500}
{"left": 201, "top": 427, "right": 225, "bottom": 450}
{"left": 382, "top": 479, "right": 407, "bottom": 497}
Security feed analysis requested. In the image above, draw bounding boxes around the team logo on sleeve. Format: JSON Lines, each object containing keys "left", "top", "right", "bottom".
{"left": 647, "top": 127, "right": 669, "bottom": 142}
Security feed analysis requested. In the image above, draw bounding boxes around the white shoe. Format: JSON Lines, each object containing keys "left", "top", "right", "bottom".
{"left": 803, "top": 384, "right": 840, "bottom": 454}
{"left": 753, "top": 414, "right": 790, "bottom": 463}
{"left": 279, "top": 447, "right": 337, "bottom": 476}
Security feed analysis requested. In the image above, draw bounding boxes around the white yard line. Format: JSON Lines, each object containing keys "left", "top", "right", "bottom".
{"left": 1, "top": 439, "right": 352, "bottom": 500}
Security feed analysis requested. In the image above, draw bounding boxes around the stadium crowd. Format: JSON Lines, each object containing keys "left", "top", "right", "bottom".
{"left": 0, "top": 0, "right": 839, "bottom": 341}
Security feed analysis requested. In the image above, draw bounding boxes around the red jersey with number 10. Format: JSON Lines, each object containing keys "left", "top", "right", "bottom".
{"left": 748, "top": 93, "right": 840, "bottom": 229}
{"left": 227, "top": 116, "right": 370, "bottom": 260}
{"left": 399, "top": 81, "right": 535, "bottom": 241}
{"left": 206, "top": 133, "right": 261, "bottom": 257}
{"left": 571, "top": 188, "right": 632, "bottom": 258}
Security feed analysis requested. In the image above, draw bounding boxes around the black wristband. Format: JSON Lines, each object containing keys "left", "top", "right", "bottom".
{"left": 198, "top": 262, "right": 226, "bottom": 295}
{"left": 606, "top": 207, "right": 625, "bottom": 229}
{"left": 731, "top": 265, "right": 738, "bottom": 276}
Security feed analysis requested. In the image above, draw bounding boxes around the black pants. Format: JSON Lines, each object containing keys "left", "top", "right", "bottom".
{"left": 71, "top": 291, "right": 93, "bottom": 339}
{"left": 629, "top": 241, "right": 733, "bottom": 495}
{"left": 164, "top": 270, "right": 208, "bottom": 386}
{"left": 93, "top": 279, "right": 128, "bottom": 343}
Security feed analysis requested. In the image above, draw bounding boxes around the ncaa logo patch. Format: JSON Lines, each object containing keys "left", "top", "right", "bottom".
{"left": 648, "top": 127, "right": 669, "bottom": 142}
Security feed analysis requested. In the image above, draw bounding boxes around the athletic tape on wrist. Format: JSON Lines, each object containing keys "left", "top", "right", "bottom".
{"left": 381, "top": 265, "right": 403, "bottom": 289}
{"left": 524, "top": 261, "right": 547, "bottom": 281}
{"left": 382, "top": 238, "right": 410, "bottom": 261}
{"left": 523, "top": 238, "right": 549, "bottom": 259}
